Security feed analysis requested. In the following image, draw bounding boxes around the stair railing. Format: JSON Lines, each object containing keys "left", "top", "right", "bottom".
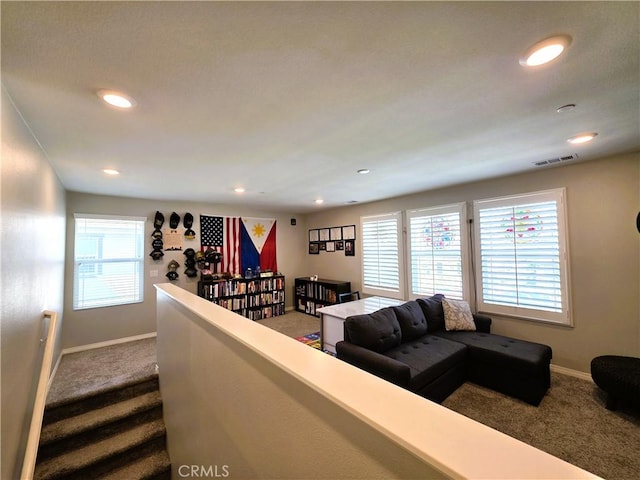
{"left": 21, "top": 310, "right": 59, "bottom": 480}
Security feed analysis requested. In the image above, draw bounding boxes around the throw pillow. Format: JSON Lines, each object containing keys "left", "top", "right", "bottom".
{"left": 392, "top": 301, "right": 427, "bottom": 341}
{"left": 345, "top": 307, "right": 402, "bottom": 353}
{"left": 442, "top": 298, "right": 476, "bottom": 331}
{"left": 416, "top": 294, "right": 446, "bottom": 332}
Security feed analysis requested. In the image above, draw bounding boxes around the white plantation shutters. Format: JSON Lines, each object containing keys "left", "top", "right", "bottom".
{"left": 361, "top": 212, "right": 404, "bottom": 299}
{"left": 408, "top": 203, "right": 468, "bottom": 300}
{"left": 474, "top": 189, "right": 571, "bottom": 325}
{"left": 73, "top": 214, "right": 145, "bottom": 310}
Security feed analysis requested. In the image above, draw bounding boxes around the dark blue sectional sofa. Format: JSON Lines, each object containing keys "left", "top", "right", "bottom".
{"left": 336, "top": 294, "right": 552, "bottom": 406}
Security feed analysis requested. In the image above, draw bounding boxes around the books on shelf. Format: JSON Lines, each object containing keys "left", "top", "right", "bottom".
{"left": 198, "top": 275, "right": 285, "bottom": 320}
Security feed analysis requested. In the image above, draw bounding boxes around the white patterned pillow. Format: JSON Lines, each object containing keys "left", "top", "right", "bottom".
{"left": 442, "top": 298, "right": 476, "bottom": 331}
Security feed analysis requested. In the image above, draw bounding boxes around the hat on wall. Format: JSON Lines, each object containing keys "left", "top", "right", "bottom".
{"left": 170, "top": 212, "right": 180, "bottom": 229}
{"left": 184, "top": 212, "right": 196, "bottom": 239}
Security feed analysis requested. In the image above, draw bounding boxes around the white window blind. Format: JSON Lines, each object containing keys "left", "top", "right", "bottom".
{"left": 361, "top": 212, "right": 404, "bottom": 299}
{"left": 408, "top": 203, "right": 468, "bottom": 300}
{"left": 73, "top": 214, "right": 145, "bottom": 310}
{"left": 474, "top": 189, "right": 571, "bottom": 325}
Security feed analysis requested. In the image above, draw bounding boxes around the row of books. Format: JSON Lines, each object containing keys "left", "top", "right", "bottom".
{"left": 246, "top": 303, "right": 286, "bottom": 321}
{"left": 296, "top": 299, "right": 328, "bottom": 316}
{"left": 297, "top": 283, "right": 337, "bottom": 303}
{"left": 201, "top": 280, "right": 247, "bottom": 297}
{"left": 246, "top": 277, "right": 285, "bottom": 293}
{"left": 247, "top": 291, "right": 285, "bottom": 307}
{"left": 214, "top": 297, "right": 246, "bottom": 311}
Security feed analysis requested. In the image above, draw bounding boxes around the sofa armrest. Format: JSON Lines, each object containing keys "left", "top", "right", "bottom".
{"left": 473, "top": 314, "right": 492, "bottom": 333}
{"left": 336, "top": 341, "right": 411, "bottom": 387}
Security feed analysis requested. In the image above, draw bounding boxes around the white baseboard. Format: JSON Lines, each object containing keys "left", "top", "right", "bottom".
{"left": 62, "top": 332, "right": 157, "bottom": 355}
{"left": 550, "top": 363, "right": 593, "bottom": 382}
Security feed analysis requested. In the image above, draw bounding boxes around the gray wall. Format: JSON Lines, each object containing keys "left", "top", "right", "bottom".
{"left": 1, "top": 85, "right": 66, "bottom": 479}
{"left": 63, "top": 192, "right": 309, "bottom": 348}
{"left": 303, "top": 153, "right": 640, "bottom": 373}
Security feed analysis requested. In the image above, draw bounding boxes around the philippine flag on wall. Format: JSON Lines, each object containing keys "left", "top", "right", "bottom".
{"left": 240, "top": 217, "right": 277, "bottom": 273}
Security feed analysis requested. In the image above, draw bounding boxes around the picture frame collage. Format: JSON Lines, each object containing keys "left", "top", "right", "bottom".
{"left": 309, "top": 225, "right": 355, "bottom": 256}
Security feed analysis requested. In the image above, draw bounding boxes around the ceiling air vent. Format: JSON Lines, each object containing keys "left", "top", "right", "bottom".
{"left": 533, "top": 153, "right": 578, "bottom": 167}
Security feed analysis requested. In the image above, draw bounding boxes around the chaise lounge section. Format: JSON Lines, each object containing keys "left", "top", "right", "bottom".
{"left": 336, "top": 294, "right": 552, "bottom": 406}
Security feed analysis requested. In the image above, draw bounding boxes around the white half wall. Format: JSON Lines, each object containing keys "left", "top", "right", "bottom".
{"left": 156, "top": 284, "right": 597, "bottom": 480}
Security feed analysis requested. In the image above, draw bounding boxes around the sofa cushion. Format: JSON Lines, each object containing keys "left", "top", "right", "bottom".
{"left": 442, "top": 298, "right": 476, "bottom": 331}
{"left": 392, "top": 301, "right": 427, "bottom": 341}
{"left": 433, "top": 331, "right": 552, "bottom": 374}
{"left": 345, "top": 307, "right": 402, "bottom": 353}
{"left": 416, "top": 294, "right": 445, "bottom": 332}
{"left": 384, "top": 336, "right": 468, "bottom": 392}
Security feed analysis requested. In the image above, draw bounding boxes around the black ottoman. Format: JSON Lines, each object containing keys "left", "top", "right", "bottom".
{"left": 591, "top": 355, "right": 640, "bottom": 410}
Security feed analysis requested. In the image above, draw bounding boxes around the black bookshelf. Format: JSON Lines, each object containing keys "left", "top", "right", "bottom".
{"left": 294, "top": 277, "right": 351, "bottom": 317}
{"left": 198, "top": 275, "right": 285, "bottom": 320}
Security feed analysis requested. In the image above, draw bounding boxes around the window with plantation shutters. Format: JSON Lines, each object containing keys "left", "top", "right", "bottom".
{"left": 361, "top": 212, "right": 404, "bottom": 299}
{"left": 473, "top": 189, "right": 571, "bottom": 325}
{"left": 73, "top": 214, "right": 145, "bottom": 310}
{"left": 407, "top": 203, "right": 468, "bottom": 300}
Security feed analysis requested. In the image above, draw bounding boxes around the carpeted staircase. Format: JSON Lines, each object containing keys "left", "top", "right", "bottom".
{"left": 34, "top": 372, "right": 170, "bottom": 480}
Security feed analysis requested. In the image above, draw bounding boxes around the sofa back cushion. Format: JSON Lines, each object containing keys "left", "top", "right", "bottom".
{"left": 392, "top": 301, "right": 427, "bottom": 341}
{"left": 416, "top": 294, "right": 446, "bottom": 332}
{"left": 345, "top": 307, "right": 402, "bottom": 353}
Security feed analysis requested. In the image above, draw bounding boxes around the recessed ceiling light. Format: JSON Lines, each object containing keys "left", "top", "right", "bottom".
{"left": 315, "top": 199, "right": 324, "bottom": 204}
{"left": 520, "top": 34, "right": 572, "bottom": 67}
{"left": 102, "top": 168, "right": 120, "bottom": 175}
{"left": 97, "top": 89, "right": 136, "bottom": 109}
{"left": 568, "top": 132, "right": 598, "bottom": 144}
{"left": 357, "top": 168, "right": 370, "bottom": 175}
{"left": 234, "top": 187, "right": 245, "bottom": 193}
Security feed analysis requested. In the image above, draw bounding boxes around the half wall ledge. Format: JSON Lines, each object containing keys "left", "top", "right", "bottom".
{"left": 155, "top": 283, "right": 598, "bottom": 480}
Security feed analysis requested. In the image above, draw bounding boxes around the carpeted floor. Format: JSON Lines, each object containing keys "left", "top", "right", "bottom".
{"left": 47, "top": 337, "right": 157, "bottom": 407}
{"left": 442, "top": 372, "right": 640, "bottom": 480}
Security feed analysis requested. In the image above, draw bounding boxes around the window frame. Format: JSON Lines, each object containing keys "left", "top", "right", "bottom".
{"left": 473, "top": 188, "right": 572, "bottom": 325}
{"left": 406, "top": 202, "right": 470, "bottom": 301}
{"left": 73, "top": 213, "right": 146, "bottom": 310}
{"left": 360, "top": 212, "right": 405, "bottom": 300}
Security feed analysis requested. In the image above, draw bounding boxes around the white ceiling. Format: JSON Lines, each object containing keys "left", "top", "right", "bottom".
{"left": 2, "top": 2, "right": 638, "bottom": 213}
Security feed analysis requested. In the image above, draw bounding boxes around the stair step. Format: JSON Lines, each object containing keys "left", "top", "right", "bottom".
{"left": 44, "top": 375, "right": 159, "bottom": 424}
{"left": 34, "top": 418, "right": 166, "bottom": 480}
{"left": 99, "top": 449, "right": 171, "bottom": 480}
{"left": 39, "top": 390, "right": 163, "bottom": 446}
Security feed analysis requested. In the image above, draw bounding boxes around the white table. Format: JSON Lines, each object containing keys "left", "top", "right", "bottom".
{"left": 317, "top": 296, "right": 406, "bottom": 354}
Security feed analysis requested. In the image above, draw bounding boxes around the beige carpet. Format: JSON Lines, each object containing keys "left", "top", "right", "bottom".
{"left": 442, "top": 372, "right": 640, "bottom": 479}
{"left": 256, "top": 309, "right": 320, "bottom": 339}
{"left": 47, "top": 338, "right": 157, "bottom": 407}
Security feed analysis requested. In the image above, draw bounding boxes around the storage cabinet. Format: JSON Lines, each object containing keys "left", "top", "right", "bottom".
{"left": 198, "top": 275, "right": 285, "bottom": 320}
{"left": 294, "top": 277, "right": 351, "bottom": 317}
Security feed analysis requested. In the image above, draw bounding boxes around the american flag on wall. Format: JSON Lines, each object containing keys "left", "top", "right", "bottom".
{"left": 200, "top": 215, "right": 241, "bottom": 275}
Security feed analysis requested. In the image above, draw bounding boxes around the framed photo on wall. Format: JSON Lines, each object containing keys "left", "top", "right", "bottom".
{"left": 342, "top": 225, "right": 356, "bottom": 240}
{"left": 319, "top": 228, "right": 330, "bottom": 241}
{"left": 309, "top": 243, "right": 319, "bottom": 254}
{"left": 344, "top": 239, "right": 355, "bottom": 256}
{"left": 336, "top": 240, "right": 344, "bottom": 251}
{"left": 330, "top": 227, "right": 342, "bottom": 241}
{"left": 326, "top": 241, "right": 336, "bottom": 252}
{"left": 309, "top": 229, "right": 319, "bottom": 242}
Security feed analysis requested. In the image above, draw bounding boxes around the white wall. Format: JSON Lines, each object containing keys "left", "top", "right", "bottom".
{"left": 1, "top": 85, "right": 66, "bottom": 479}
{"left": 303, "top": 153, "right": 640, "bottom": 373}
{"left": 62, "top": 192, "right": 309, "bottom": 348}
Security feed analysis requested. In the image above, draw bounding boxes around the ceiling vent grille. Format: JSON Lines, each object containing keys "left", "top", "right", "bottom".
{"left": 533, "top": 154, "right": 578, "bottom": 167}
